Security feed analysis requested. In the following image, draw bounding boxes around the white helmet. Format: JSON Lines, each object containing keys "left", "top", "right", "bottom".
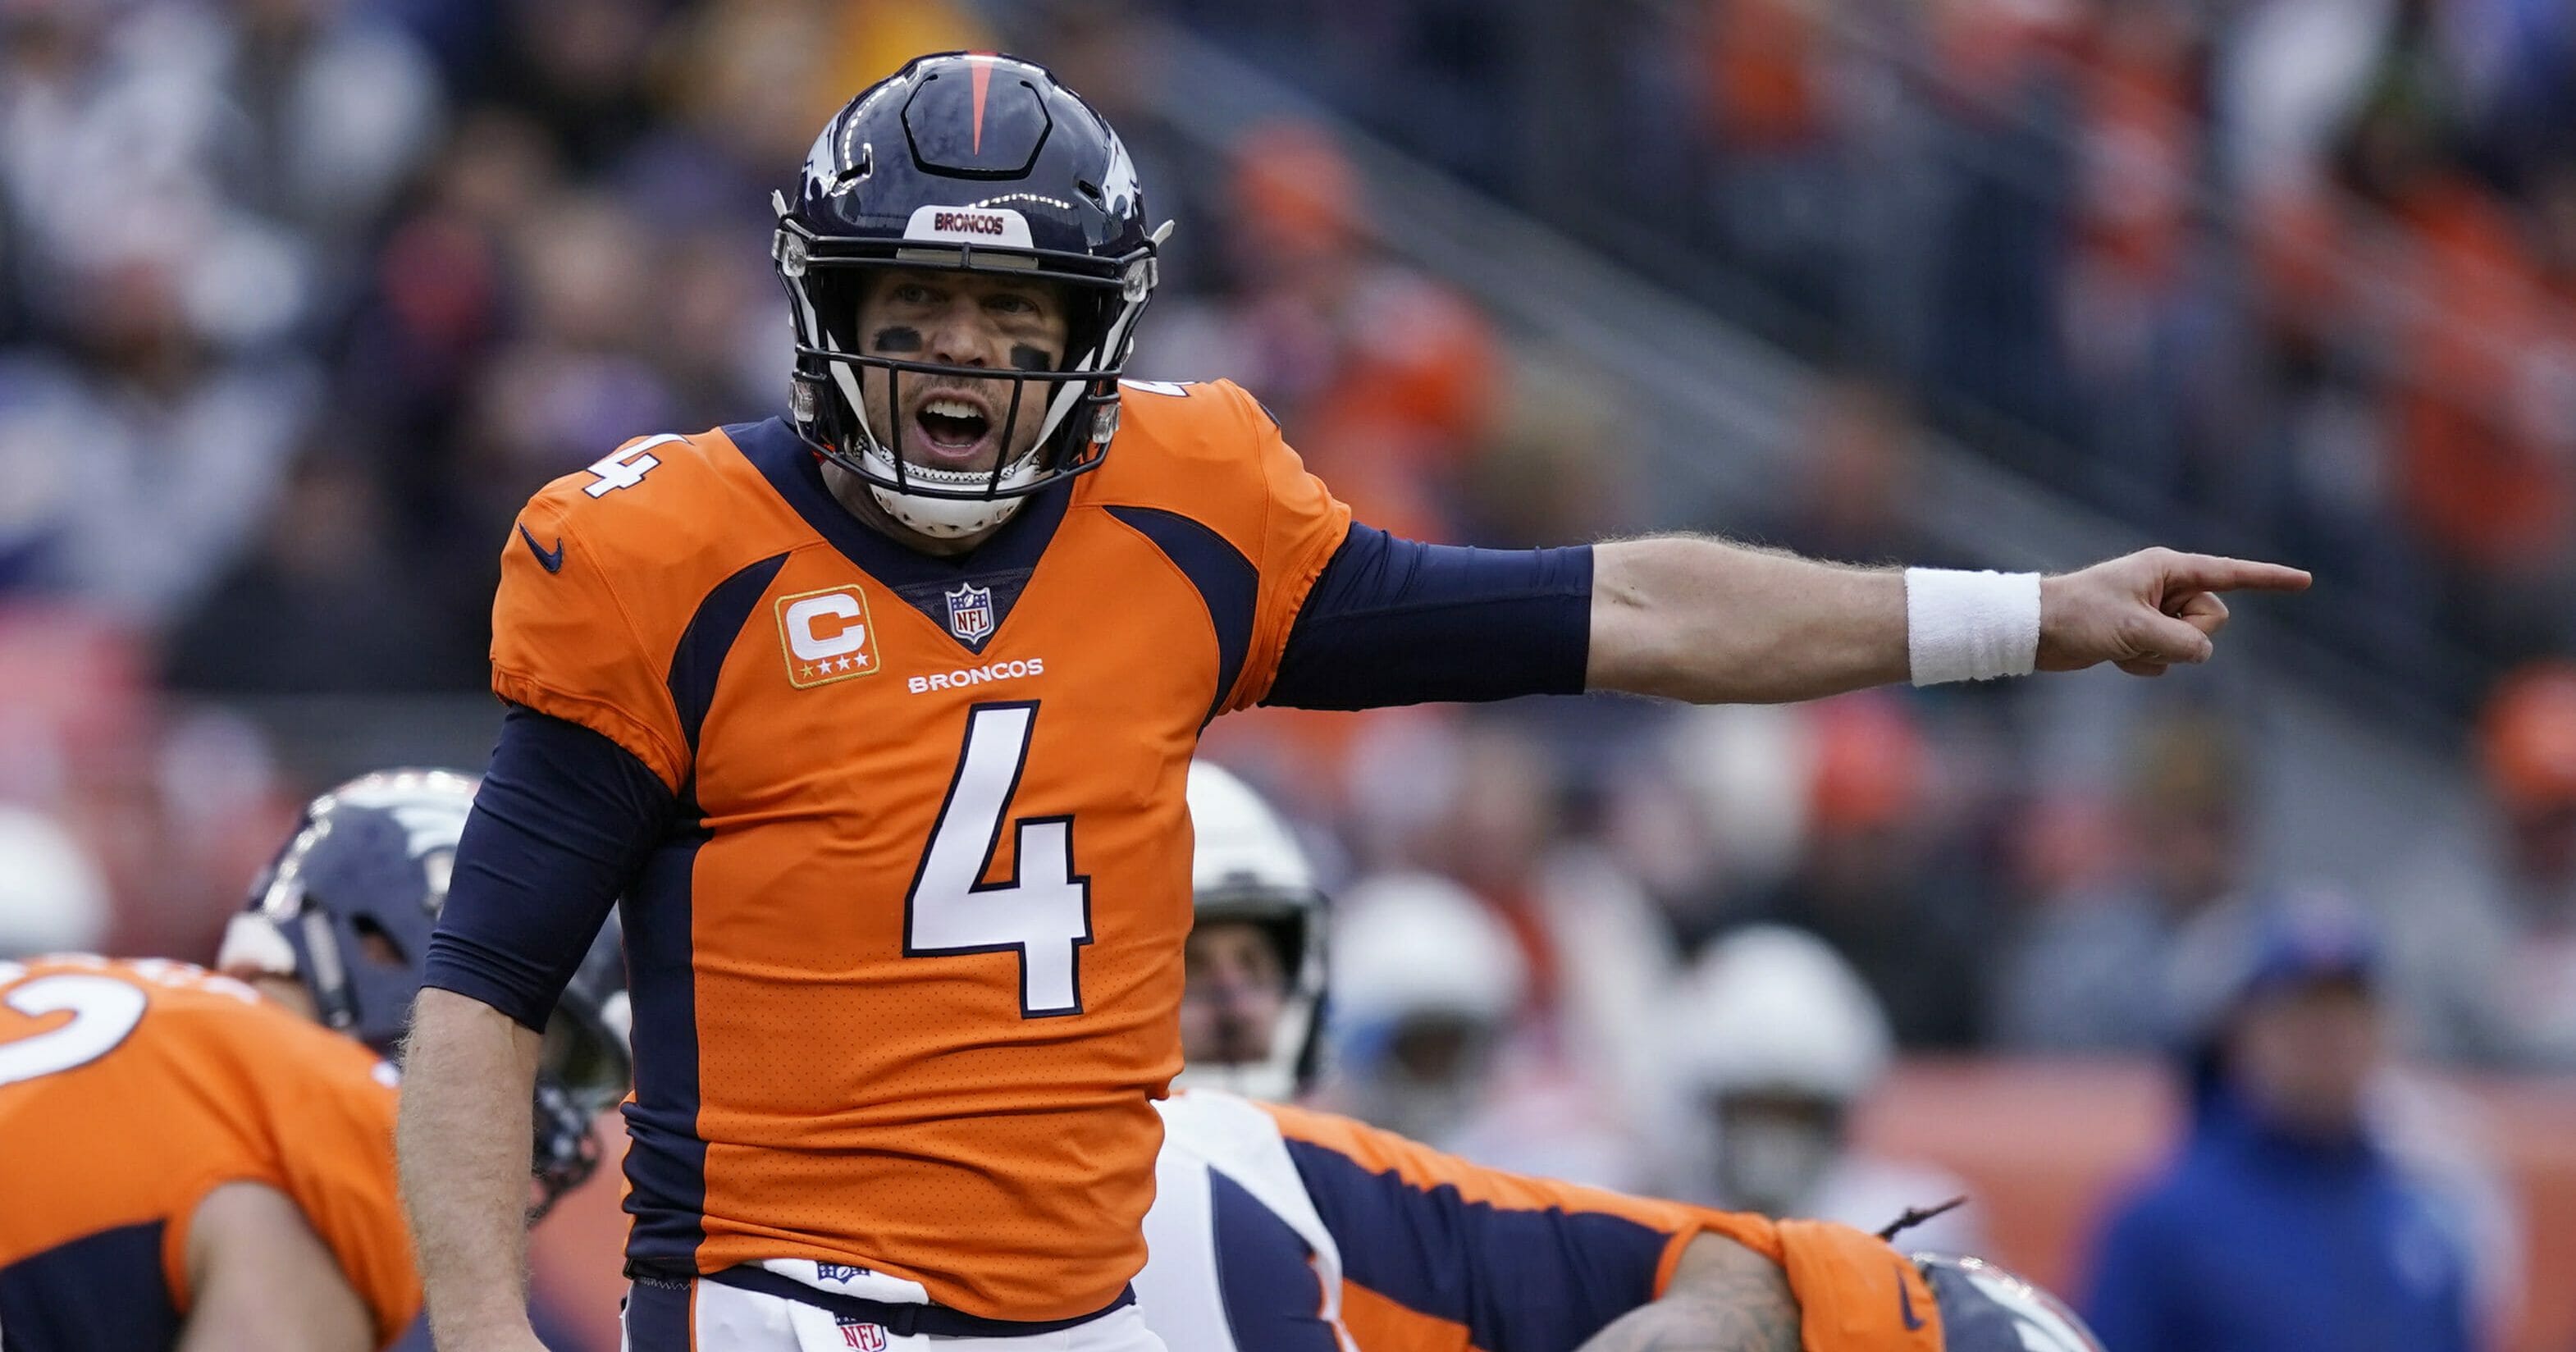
{"left": 1331, "top": 873, "right": 1525, "bottom": 1032}
{"left": 1671, "top": 925, "right": 1891, "bottom": 1103}
{"left": 0, "top": 806, "right": 110, "bottom": 958}
{"left": 1176, "top": 762, "right": 1327, "bottom": 1102}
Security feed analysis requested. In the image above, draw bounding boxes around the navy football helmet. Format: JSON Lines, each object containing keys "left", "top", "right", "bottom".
{"left": 1916, "top": 1254, "right": 2106, "bottom": 1352}
{"left": 219, "top": 769, "right": 633, "bottom": 1217}
{"left": 772, "top": 51, "right": 1164, "bottom": 538}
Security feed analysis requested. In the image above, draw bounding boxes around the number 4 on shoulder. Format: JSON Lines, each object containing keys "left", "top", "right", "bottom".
{"left": 583, "top": 433, "right": 686, "bottom": 498}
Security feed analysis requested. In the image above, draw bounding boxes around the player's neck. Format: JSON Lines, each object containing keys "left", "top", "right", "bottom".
{"left": 819, "top": 458, "right": 1006, "bottom": 558}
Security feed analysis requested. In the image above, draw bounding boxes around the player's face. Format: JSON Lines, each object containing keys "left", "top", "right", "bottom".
{"left": 1709, "top": 1091, "right": 1843, "bottom": 1217}
{"left": 853, "top": 267, "right": 1071, "bottom": 476}
{"left": 1181, "top": 920, "right": 1290, "bottom": 1069}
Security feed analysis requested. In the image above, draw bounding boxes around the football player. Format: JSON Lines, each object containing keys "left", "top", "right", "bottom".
{"left": 0, "top": 770, "right": 628, "bottom": 1350}
{"left": 1141, "top": 760, "right": 2102, "bottom": 1352}
{"left": 1144, "top": 762, "right": 2100, "bottom": 1352}
{"left": 1668, "top": 926, "right": 1983, "bottom": 1254}
{"left": 398, "top": 51, "right": 2304, "bottom": 1352}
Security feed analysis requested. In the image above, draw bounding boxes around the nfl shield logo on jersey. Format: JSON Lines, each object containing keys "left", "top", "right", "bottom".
{"left": 945, "top": 582, "right": 995, "bottom": 644}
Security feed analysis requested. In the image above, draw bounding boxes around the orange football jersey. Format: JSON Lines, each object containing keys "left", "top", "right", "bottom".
{"left": 489, "top": 380, "right": 1351, "bottom": 1319}
{"left": 0, "top": 956, "right": 418, "bottom": 1349}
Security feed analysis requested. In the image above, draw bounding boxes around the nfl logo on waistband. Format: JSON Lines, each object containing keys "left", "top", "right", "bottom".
{"left": 945, "top": 582, "right": 995, "bottom": 643}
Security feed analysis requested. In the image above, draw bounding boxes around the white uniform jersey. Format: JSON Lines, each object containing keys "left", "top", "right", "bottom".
{"left": 1133, "top": 1091, "right": 1737, "bottom": 1352}
{"left": 1136, "top": 1093, "right": 1358, "bottom": 1351}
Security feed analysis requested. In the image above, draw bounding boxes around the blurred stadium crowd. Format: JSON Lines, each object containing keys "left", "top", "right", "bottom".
{"left": 5, "top": 0, "right": 2576, "bottom": 1346}
{"left": 1197, "top": 0, "right": 2576, "bottom": 694}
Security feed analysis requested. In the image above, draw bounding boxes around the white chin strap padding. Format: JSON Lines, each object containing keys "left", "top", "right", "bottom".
{"left": 858, "top": 440, "right": 1042, "bottom": 539}
{"left": 868, "top": 482, "right": 1027, "bottom": 538}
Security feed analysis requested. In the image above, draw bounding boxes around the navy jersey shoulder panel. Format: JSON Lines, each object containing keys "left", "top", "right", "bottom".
{"left": 424, "top": 706, "right": 675, "bottom": 1031}
{"left": 1282, "top": 1136, "right": 1668, "bottom": 1352}
{"left": 1265, "top": 525, "right": 1593, "bottom": 710}
{"left": 728, "top": 417, "right": 1071, "bottom": 653}
{"left": 668, "top": 552, "right": 791, "bottom": 755}
{"left": 1103, "top": 505, "right": 1258, "bottom": 726}
{"left": 0, "top": 1221, "right": 180, "bottom": 1352}
{"left": 618, "top": 782, "right": 713, "bottom": 1275}
{"left": 1209, "top": 1170, "right": 1342, "bottom": 1352}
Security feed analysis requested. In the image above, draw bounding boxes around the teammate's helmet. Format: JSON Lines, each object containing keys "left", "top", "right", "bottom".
{"left": 1331, "top": 874, "right": 1527, "bottom": 1032}
{"left": 1327, "top": 875, "right": 1524, "bottom": 1143}
{"left": 225, "top": 770, "right": 480, "bottom": 1055}
{"left": 1914, "top": 1254, "right": 2107, "bottom": 1352}
{"left": 773, "top": 51, "right": 1163, "bottom": 539}
{"left": 1176, "top": 763, "right": 1327, "bottom": 1102}
{"left": 1669, "top": 925, "right": 1892, "bottom": 1105}
{"left": 217, "top": 770, "right": 634, "bottom": 1217}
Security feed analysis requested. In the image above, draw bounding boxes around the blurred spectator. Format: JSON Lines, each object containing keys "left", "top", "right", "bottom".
{"left": 1738, "top": 691, "right": 1989, "bottom": 1048}
{"left": 1138, "top": 118, "right": 1498, "bottom": 541}
{"left": 0, "top": 804, "right": 110, "bottom": 957}
{"left": 2382, "top": 660, "right": 2576, "bottom": 1067}
{"left": 1457, "top": 349, "right": 1640, "bottom": 548}
{"left": 472, "top": 0, "right": 665, "bottom": 172}
{"left": 1663, "top": 925, "right": 1984, "bottom": 1254}
{"left": 164, "top": 443, "right": 479, "bottom": 692}
{"left": 1321, "top": 871, "right": 1637, "bottom": 1189}
{"left": 1758, "top": 372, "right": 1943, "bottom": 565}
{"left": 1416, "top": 722, "right": 1679, "bottom": 1125}
{"left": 2080, "top": 896, "right": 2483, "bottom": 1352}
{"left": 1993, "top": 708, "right": 2249, "bottom": 1052}
{"left": 218, "top": 0, "right": 444, "bottom": 254}
{"left": 0, "top": 237, "right": 322, "bottom": 628}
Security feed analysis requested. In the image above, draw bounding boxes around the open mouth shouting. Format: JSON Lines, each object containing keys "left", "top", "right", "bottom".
{"left": 907, "top": 387, "right": 1008, "bottom": 468}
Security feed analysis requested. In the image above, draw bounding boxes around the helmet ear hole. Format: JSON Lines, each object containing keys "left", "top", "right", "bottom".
{"left": 352, "top": 916, "right": 408, "bottom": 969}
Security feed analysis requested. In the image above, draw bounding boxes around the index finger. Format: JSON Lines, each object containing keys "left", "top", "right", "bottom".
{"left": 2162, "top": 553, "right": 2313, "bottom": 594}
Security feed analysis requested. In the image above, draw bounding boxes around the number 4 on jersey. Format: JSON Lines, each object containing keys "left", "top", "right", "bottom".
{"left": 907, "top": 704, "right": 1094, "bottom": 1016}
{"left": 582, "top": 433, "right": 684, "bottom": 498}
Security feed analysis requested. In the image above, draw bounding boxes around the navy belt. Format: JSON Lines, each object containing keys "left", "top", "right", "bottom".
{"left": 692, "top": 1265, "right": 1135, "bottom": 1339}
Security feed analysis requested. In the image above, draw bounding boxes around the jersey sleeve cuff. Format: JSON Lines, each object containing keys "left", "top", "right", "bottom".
{"left": 422, "top": 940, "right": 556, "bottom": 1034}
{"left": 490, "top": 666, "right": 685, "bottom": 792}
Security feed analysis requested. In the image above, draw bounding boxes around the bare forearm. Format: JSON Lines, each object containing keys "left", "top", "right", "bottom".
{"left": 1587, "top": 537, "right": 1907, "bottom": 703}
{"left": 1574, "top": 1234, "right": 1801, "bottom": 1352}
{"left": 398, "top": 988, "right": 546, "bottom": 1346}
{"left": 180, "top": 1183, "right": 374, "bottom": 1352}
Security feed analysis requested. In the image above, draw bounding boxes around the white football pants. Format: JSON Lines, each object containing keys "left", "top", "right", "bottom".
{"left": 619, "top": 1279, "right": 1168, "bottom": 1352}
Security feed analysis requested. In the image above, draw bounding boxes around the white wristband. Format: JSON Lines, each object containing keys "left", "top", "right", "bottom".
{"left": 1905, "top": 568, "right": 2042, "bottom": 686}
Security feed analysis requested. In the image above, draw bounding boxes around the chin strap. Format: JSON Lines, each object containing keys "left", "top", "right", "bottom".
{"left": 854, "top": 435, "right": 1044, "bottom": 539}
{"left": 866, "top": 482, "right": 1028, "bottom": 538}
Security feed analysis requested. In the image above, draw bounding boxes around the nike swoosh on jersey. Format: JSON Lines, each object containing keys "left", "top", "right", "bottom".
{"left": 1898, "top": 1264, "right": 1925, "bottom": 1330}
{"left": 518, "top": 523, "right": 564, "bottom": 573}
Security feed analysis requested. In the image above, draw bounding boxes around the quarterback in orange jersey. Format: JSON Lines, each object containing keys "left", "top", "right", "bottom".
{"left": 1135, "top": 762, "right": 2104, "bottom": 1352}
{"left": 0, "top": 770, "right": 629, "bottom": 1352}
{"left": 398, "top": 50, "right": 2302, "bottom": 1352}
